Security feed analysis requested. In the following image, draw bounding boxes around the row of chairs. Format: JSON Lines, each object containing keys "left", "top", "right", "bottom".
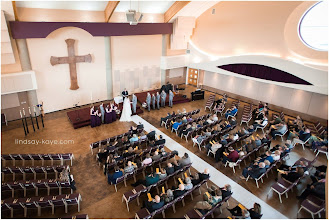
{"left": 111, "top": 151, "right": 177, "bottom": 192}
{"left": 1, "top": 153, "right": 74, "bottom": 167}
{"left": 161, "top": 109, "right": 201, "bottom": 128}
{"left": 2, "top": 179, "right": 72, "bottom": 198}
{"left": 169, "top": 113, "right": 209, "bottom": 134}
{"left": 134, "top": 178, "right": 208, "bottom": 219}
{"left": 240, "top": 104, "right": 253, "bottom": 126}
{"left": 181, "top": 119, "right": 222, "bottom": 142}
{"left": 269, "top": 157, "right": 317, "bottom": 203}
{"left": 193, "top": 124, "right": 237, "bottom": 152}
{"left": 207, "top": 127, "right": 254, "bottom": 158}
{"left": 122, "top": 163, "right": 192, "bottom": 212}
{"left": 224, "top": 143, "right": 267, "bottom": 173}
{"left": 184, "top": 194, "right": 232, "bottom": 219}
{"left": 1, "top": 193, "right": 82, "bottom": 218}
{"left": 2, "top": 165, "right": 69, "bottom": 182}
{"left": 205, "top": 94, "right": 216, "bottom": 111}
{"left": 297, "top": 194, "right": 325, "bottom": 219}
{"left": 89, "top": 129, "right": 144, "bottom": 154}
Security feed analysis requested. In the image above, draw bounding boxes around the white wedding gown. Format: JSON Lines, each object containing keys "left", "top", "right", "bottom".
{"left": 120, "top": 97, "right": 132, "bottom": 122}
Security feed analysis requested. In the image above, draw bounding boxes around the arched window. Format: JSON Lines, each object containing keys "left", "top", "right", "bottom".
{"left": 299, "top": 1, "right": 328, "bottom": 51}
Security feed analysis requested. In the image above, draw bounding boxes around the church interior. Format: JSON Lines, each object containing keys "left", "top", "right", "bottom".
{"left": 1, "top": 1, "right": 328, "bottom": 219}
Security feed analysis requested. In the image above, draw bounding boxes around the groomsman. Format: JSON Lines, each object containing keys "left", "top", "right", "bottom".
{"left": 156, "top": 92, "right": 160, "bottom": 110}
{"left": 146, "top": 92, "right": 151, "bottom": 112}
{"left": 152, "top": 94, "right": 156, "bottom": 110}
{"left": 169, "top": 90, "right": 174, "bottom": 108}
{"left": 132, "top": 94, "right": 137, "bottom": 114}
{"left": 161, "top": 90, "right": 166, "bottom": 108}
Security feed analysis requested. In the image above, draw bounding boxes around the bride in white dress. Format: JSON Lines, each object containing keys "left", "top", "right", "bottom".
{"left": 120, "top": 97, "right": 132, "bottom": 122}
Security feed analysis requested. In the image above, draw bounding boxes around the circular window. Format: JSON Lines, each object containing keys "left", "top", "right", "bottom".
{"left": 299, "top": 1, "right": 328, "bottom": 51}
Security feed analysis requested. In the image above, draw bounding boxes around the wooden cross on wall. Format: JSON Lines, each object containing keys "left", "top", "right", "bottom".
{"left": 50, "top": 39, "right": 92, "bottom": 90}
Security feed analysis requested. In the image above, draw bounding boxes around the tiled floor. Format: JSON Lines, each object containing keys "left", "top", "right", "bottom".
{"left": 1, "top": 85, "right": 327, "bottom": 219}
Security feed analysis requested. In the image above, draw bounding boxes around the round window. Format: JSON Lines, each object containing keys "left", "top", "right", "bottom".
{"left": 299, "top": 1, "right": 328, "bottom": 51}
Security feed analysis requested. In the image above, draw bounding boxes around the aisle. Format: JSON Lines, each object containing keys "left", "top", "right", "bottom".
{"left": 132, "top": 115, "right": 287, "bottom": 219}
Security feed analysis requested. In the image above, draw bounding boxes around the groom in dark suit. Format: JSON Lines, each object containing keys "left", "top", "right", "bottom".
{"left": 122, "top": 88, "right": 128, "bottom": 100}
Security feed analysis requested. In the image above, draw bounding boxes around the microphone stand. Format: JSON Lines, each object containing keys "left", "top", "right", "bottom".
{"left": 34, "top": 106, "right": 39, "bottom": 130}
{"left": 20, "top": 110, "right": 27, "bottom": 136}
{"left": 22, "top": 108, "right": 29, "bottom": 134}
{"left": 29, "top": 107, "right": 35, "bottom": 132}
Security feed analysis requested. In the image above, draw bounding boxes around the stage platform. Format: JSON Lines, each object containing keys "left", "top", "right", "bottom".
{"left": 135, "top": 89, "right": 190, "bottom": 106}
{"left": 67, "top": 102, "right": 143, "bottom": 129}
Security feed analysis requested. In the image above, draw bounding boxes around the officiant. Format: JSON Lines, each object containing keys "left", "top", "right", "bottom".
{"left": 122, "top": 88, "right": 128, "bottom": 100}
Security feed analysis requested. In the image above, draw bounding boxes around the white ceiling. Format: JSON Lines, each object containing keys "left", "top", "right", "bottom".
{"left": 116, "top": 1, "right": 174, "bottom": 13}
{"left": 16, "top": 1, "right": 109, "bottom": 11}
{"left": 15, "top": 1, "right": 174, "bottom": 13}
{"left": 170, "top": 1, "right": 219, "bottom": 22}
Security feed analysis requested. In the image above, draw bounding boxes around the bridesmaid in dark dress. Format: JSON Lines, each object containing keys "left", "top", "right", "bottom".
{"left": 104, "top": 105, "right": 112, "bottom": 124}
{"left": 95, "top": 108, "right": 102, "bottom": 126}
{"left": 110, "top": 102, "right": 117, "bottom": 122}
{"left": 90, "top": 106, "right": 96, "bottom": 128}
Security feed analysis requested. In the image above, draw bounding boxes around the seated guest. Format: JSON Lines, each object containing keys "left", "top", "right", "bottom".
{"left": 165, "top": 163, "right": 175, "bottom": 175}
{"left": 254, "top": 135, "right": 262, "bottom": 147}
{"left": 194, "top": 188, "right": 222, "bottom": 214}
{"left": 229, "top": 208, "right": 251, "bottom": 219}
{"left": 136, "top": 122, "right": 144, "bottom": 130}
{"left": 268, "top": 123, "right": 287, "bottom": 139}
{"left": 222, "top": 147, "right": 239, "bottom": 164}
{"left": 173, "top": 160, "right": 182, "bottom": 171}
{"left": 288, "top": 115, "right": 304, "bottom": 132}
{"left": 139, "top": 132, "right": 147, "bottom": 140}
{"left": 161, "top": 189, "right": 174, "bottom": 203}
{"left": 198, "top": 168, "right": 210, "bottom": 181}
{"left": 123, "top": 147, "right": 135, "bottom": 158}
{"left": 240, "top": 162, "right": 266, "bottom": 180}
{"left": 108, "top": 166, "right": 123, "bottom": 184}
{"left": 147, "top": 130, "right": 156, "bottom": 141}
{"left": 297, "top": 179, "right": 325, "bottom": 200}
{"left": 261, "top": 134, "right": 271, "bottom": 148}
{"left": 247, "top": 125, "right": 255, "bottom": 133}
{"left": 190, "top": 173, "right": 201, "bottom": 185}
{"left": 233, "top": 133, "right": 239, "bottom": 141}
{"left": 142, "top": 153, "right": 152, "bottom": 166}
{"left": 155, "top": 135, "right": 166, "bottom": 146}
{"left": 310, "top": 165, "right": 327, "bottom": 184}
{"left": 220, "top": 184, "right": 232, "bottom": 200}
{"left": 184, "top": 177, "right": 193, "bottom": 190}
{"left": 182, "top": 108, "right": 187, "bottom": 114}
{"left": 130, "top": 126, "right": 138, "bottom": 134}
{"left": 229, "top": 117, "right": 237, "bottom": 126}
{"left": 152, "top": 151, "right": 161, "bottom": 161}
{"left": 160, "top": 148, "right": 168, "bottom": 157}
{"left": 146, "top": 195, "right": 165, "bottom": 212}
{"left": 206, "top": 140, "right": 222, "bottom": 154}
{"left": 113, "top": 152, "right": 123, "bottom": 162}
{"left": 132, "top": 173, "right": 160, "bottom": 187}
{"left": 253, "top": 116, "right": 268, "bottom": 129}
{"left": 225, "top": 106, "right": 238, "bottom": 119}
{"left": 256, "top": 151, "right": 274, "bottom": 163}
{"left": 179, "top": 153, "right": 191, "bottom": 166}
{"left": 160, "top": 113, "right": 172, "bottom": 125}
{"left": 156, "top": 168, "right": 167, "bottom": 180}
{"left": 180, "top": 124, "right": 192, "bottom": 137}
{"left": 172, "top": 119, "right": 183, "bottom": 130}
{"left": 277, "top": 167, "right": 304, "bottom": 183}
{"left": 129, "top": 134, "right": 139, "bottom": 143}
{"left": 192, "top": 131, "right": 208, "bottom": 145}
{"left": 182, "top": 116, "right": 188, "bottom": 123}
{"left": 269, "top": 115, "right": 282, "bottom": 126}
{"left": 264, "top": 160, "right": 271, "bottom": 169}
{"left": 173, "top": 184, "right": 186, "bottom": 198}
{"left": 124, "top": 161, "right": 137, "bottom": 174}
{"left": 291, "top": 129, "right": 311, "bottom": 146}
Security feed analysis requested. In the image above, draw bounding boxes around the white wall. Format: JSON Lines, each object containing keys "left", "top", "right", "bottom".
{"left": 203, "top": 71, "right": 328, "bottom": 120}
{"left": 111, "top": 35, "right": 162, "bottom": 96}
{"left": 27, "top": 27, "right": 107, "bottom": 113}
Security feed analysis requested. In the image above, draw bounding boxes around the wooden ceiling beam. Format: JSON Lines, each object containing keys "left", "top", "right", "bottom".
{"left": 164, "top": 1, "right": 191, "bottom": 23}
{"left": 104, "top": 1, "right": 120, "bottom": 23}
{"left": 12, "top": 1, "right": 19, "bottom": 21}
